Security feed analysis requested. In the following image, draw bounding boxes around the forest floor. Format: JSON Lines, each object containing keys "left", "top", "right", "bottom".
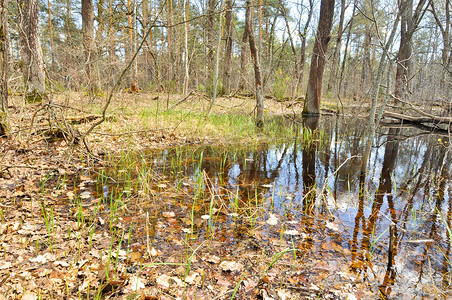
{"left": 0, "top": 92, "right": 418, "bottom": 300}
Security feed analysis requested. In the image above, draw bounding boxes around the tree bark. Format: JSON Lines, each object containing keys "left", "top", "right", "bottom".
{"left": 183, "top": 0, "right": 190, "bottom": 93}
{"left": 207, "top": 0, "right": 216, "bottom": 88}
{"left": 338, "top": 3, "right": 355, "bottom": 97}
{"left": 238, "top": 13, "right": 250, "bottom": 93}
{"left": 280, "top": 2, "right": 298, "bottom": 99}
{"left": 430, "top": 0, "right": 451, "bottom": 93}
{"left": 82, "top": 0, "right": 100, "bottom": 94}
{"left": 246, "top": 0, "right": 264, "bottom": 127}
{"left": 359, "top": 25, "right": 372, "bottom": 99}
{"left": 297, "top": 0, "right": 313, "bottom": 93}
{"left": 18, "top": 0, "right": 46, "bottom": 102}
{"left": 394, "top": 0, "right": 428, "bottom": 99}
{"left": 302, "top": 0, "right": 335, "bottom": 116}
{"left": 327, "top": 0, "right": 345, "bottom": 94}
{"left": 0, "top": 0, "right": 8, "bottom": 136}
{"left": 127, "top": 0, "right": 138, "bottom": 92}
{"left": 222, "top": 0, "right": 233, "bottom": 95}
{"left": 47, "top": 0, "right": 55, "bottom": 73}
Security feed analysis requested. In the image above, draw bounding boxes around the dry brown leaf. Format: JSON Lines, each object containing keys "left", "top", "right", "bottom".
{"left": 204, "top": 255, "right": 221, "bottom": 264}
{"left": 21, "top": 292, "right": 37, "bottom": 300}
{"left": 219, "top": 260, "right": 242, "bottom": 272}
{"left": 127, "top": 276, "right": 146, "bottom": 291}
{"left": 162, "top": 211, "right": 175, "bottom": 218}
{"left": 0, "top": 261, "right": 12, "bottom": 270}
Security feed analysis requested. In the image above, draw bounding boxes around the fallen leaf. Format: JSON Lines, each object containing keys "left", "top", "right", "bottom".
{"left": 162, "top": 211, "right": 175, "bottom": 218}
{"left": 266, "top": 213, "right": 278, "bottom": 226}
{"left": 67, "top": 191, "right": 75, "bottom": 200}
{"left": 54, "top": 260, "right": 70, "bottom": 267}
{"left": 219, "top": 261, "right": 242, "bottom": 272}
{"left": 325, "top": 222, "right": 339, "bottom": 231}
{"left": 111, "top": 249, "right": 127, "bottom": 259}
{"left": 21, "top": 292, "right": 37, "bottom": 300}
{"left": 80, "top": 191, "right": 91, "bottom": 199}
{"left": 29, "top": 253, "right": 55, "bottom": 264}
{"left": 284, "top": 229, "right": 300, "bottom": 235}
{"left": 156, "top": 274, "right": 171, "bottom": 289}
{"left": 184, "top": 272, "right": 199, "bottom": 285}
{"left": 204, "top": 255, "right": 221, "bottom": 264}
{"left": 128, "top": 276, "right": 146, "bottom": 290}
{"left": 149, "top": 247, "right": 159, "bottom": 256}
{"left": 0, "top": 261, "right": 12, "bottom": 271}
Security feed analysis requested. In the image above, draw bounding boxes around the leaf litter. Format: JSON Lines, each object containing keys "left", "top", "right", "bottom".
{"left": 1, "top": 95, "right": 446, "bottom": 299}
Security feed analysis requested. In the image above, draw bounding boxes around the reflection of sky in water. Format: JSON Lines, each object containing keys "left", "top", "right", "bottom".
{"left": 153, "top": 118, "right": 451, "bottom": 297}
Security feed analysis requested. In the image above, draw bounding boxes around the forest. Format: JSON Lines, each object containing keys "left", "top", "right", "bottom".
{"left": 0, "top": 0, "right": 451, "bottom": 298}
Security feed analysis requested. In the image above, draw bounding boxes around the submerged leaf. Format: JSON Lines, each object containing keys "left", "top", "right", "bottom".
{"left": 325, "top": 222, "right": 339, "bottom": 231}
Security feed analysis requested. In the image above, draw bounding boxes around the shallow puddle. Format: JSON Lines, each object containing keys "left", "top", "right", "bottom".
{"left": 94, "top": 116, "right": 451, "bottom": 298}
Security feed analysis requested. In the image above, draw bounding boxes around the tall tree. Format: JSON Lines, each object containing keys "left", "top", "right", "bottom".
{"left": 302, "top": 0, "right": 335, "bottom": 115}
{"left": 222, "top": 0, "right": 233, "bottom": 95}
{"left": 297, "top": 0, "right": 314, "bottom": 93}
{"left": 430, "top": 0, "right": 451, "bottom": 93}
{"left": 82, "top": 0, "right": 99, "bottom": 94}
{"left": 18, "top": 0, "right": 46, "bottom": 102}
{"left": 0, "top": 0, "right": 8, "bottom": 136}
{"left": 246, "top": 0, "right": 264, "bottom": 127}
{"left": 327, "top": 0, "right": 346, "bottom": 94}
{"left": 394, "top": 0, "right": 428, "bottom": 99}
{"left": 206, "top": 0, "right": 216, "bottom": 90}
{"left": 238, "top": 12, "right": 250, "bottom": 92}
{"left": 183, "top": 0, "right": 190, "bottom": 93}
{"left": 127, "top": 0, "right": 138, "bottom": 92}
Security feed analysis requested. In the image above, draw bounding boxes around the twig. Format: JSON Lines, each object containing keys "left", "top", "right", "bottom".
{"left": 0, "top": 164, "right": 38, "bottom": 170}
{"left": 319, "top": 155, "right": 360, "bottom": 209}
{"left": 165, "top": 90, "right": 194, "bottom": 112}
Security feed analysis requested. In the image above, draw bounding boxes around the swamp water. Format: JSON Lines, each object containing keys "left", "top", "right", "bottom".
{"left": 93, "top": 116, "right": 450, "bottom": 299}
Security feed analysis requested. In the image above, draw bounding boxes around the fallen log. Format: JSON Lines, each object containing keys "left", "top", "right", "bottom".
{"left": 383, "top": 111, "right": 452, "bottom": 126}
{"left": 65, "top": 114, "right": 114, "bottom": 124}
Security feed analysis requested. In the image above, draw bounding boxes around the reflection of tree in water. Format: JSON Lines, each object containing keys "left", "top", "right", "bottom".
{"left": 162, "top": 119, "right": 451, "bottom": 297}
{"left": 350, "top": 127, "right": 401, "bottom": 297}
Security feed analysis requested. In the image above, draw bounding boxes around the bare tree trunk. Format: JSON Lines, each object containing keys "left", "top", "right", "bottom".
{"left": 359, "top": 25, "right": 372, "bottom": 99}
{"left": 430, "top": 0, "right": 451, "bottom": 94}
{"left": 238, "top": 15, "right": 250, "bottom": 93}
{"left": 222, "top": 0, "right": 233, "bottom": 95}
{"left": 246, "top": 0, "right": 264, "bottom": 127}
{"left": 18, "top": 0, "right": 46, "bottom": 102}
{"left": 207, "top": 0, "right": 216, "bottom": 90}
{"left": 183, "top": 0, "right": 190, "bottom": 94}
{"left": 327, "top": 0, "right": 345, "bottom": 94}
{"left": 297, "top": 0, "right": 313, "bottom": 93}
{"left": 302, "top": 0, "right": 335, "bottom": 116}
{"left": 108, "top": 0, "right": 115, "bottom": 81}
{"left": 394, "top": 0, "right": 428, "bottom": 99}
{"left": 82, "top": 0, "right": 99, "bottom": 94}
{"left": 339, "top": 3, "right": 356, "bottom": 99}
{"left": 166, "top": 0, "right": 173, "bottom": 93}
{"left": 361, "top": 13, "right": 400, "bottom": 175}
{"left": 47, "top": 0, "right": 55, "bottom": 73}
{"left": 127, "top": 0, "right": 138, "bottom": 92}
{"left": 142, "top": 0, "right": 153, "bottom": 83}
{"left": 0, "top": 0, "right": 8, "bottom": 136}
{"left": 280, "top": 2, "right": 298, "bottom": 99}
